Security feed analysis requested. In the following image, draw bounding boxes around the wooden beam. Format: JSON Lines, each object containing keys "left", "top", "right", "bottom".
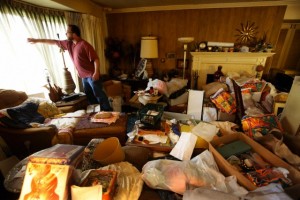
{"left": 51, "top": 0, "right": 105, "bottom": 17}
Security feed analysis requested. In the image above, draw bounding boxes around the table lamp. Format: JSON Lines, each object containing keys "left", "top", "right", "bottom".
{"left": 140, "top": 36, "right": 158, "bottom": 78}
{"left": 178, "top": 37, "right": 194, "bottom": 79}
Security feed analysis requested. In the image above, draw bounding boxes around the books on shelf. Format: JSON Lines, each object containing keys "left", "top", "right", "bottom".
{"left": 29, "top": 144, "right": 85, "bottom": 166}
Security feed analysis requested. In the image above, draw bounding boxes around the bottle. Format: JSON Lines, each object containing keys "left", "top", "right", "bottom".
{"left": 214, "top": 65, "right": 224, "bottom": 82}
{"left": 148, "top": 78, "right": 153, "bottom": 88}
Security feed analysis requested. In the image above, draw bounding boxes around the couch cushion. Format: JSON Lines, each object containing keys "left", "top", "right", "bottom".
{"left": 6, "top": 102, "right": 45, "bottom": 127}
{"left": 0, "top": 89, "right": 28, "bottom": 110}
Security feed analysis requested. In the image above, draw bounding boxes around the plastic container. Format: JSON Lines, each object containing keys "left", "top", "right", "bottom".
{"left": 92, "top": 137, "right": 125, "bottom": 165}
{"left": 138, "top": 103, "right": 164, "bottom": 128}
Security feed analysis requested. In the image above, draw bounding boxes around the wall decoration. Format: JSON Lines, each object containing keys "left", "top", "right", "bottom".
{"left": 235, "top": 21, "right": 258, "bottom": 45}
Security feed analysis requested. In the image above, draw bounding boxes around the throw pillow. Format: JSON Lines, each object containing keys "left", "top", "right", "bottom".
{"left": 7, "top": 102, "right": 45, "bottom": 126}
{"left": 38, "top": 101, "right": 61, "bottom": 118}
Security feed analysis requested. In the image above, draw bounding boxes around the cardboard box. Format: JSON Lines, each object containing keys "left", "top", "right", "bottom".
{"left": 19, "top": 163, "right": 72, "bottom": 200}
{"left": 103, "top": 80, "right": 123, "bottom": 97}
{"left": 209, "top": 133, "right": 300, "bottom": 191}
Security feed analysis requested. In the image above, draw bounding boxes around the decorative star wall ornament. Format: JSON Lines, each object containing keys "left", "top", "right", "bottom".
{"left": 235, "top": 21, "right": 258, "bottom": 45}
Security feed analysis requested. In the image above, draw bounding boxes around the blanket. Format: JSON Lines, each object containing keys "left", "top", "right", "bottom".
{"left": 47, "top": 110, "right": 87, "bottom": 145}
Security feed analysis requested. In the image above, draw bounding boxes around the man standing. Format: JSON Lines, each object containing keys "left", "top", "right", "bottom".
{"left": 28, "top": 24, "right": 111, "bottom": 111}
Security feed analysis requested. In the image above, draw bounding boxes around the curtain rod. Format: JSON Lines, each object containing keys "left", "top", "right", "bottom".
{"left": 12, "top": 0, "right": 64, "bottom": 12}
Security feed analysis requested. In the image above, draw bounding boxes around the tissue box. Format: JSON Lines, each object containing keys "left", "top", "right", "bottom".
{"left": 209, "top": 133, "right": 300, "bottom": 191}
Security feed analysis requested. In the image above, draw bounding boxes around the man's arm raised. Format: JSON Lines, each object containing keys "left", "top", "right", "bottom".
{"left": 27, "top": 38, "right": 57, "bottom": 45}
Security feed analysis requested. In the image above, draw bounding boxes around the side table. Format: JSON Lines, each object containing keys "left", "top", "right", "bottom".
{"left": 55, "top": 95, "right": 88, "bottom": 112}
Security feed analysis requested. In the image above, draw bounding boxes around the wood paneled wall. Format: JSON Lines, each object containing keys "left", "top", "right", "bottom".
{"left": 106, "top": 6, "right": 286, "bottom": 75}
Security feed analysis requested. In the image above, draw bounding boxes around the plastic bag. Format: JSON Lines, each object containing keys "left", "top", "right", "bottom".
{"left": 210, "top": 88, "right": 236, "bottom": 114}
{"left": 141, "top": 159, "right": 214, "bottom": 194}
{"left": 142, "top": 150, "right": 248, "bottom": 196}
{"left": 241, "top": 114, "right": 283, "bottom": 139}
{"left": 79, "top": 162, "right": 143, "bottom": 200}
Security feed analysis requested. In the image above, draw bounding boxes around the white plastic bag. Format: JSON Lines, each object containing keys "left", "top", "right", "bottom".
{"left": 142, "top": 150, "right": 248, "bottom": 196}
{"left": 142, "top": 159, "right": 213, "bottom": 194}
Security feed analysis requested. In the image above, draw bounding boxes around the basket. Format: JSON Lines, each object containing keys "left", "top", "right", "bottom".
{"left": 138, "top": 103, "right": 164, "bottom": 127}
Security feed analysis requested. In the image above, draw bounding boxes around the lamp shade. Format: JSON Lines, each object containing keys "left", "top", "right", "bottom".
{"left": 178, "top": 37, "right": 194, "bottom": 44}
{"left": 140, "top": 36, "right": 158, "bottom": 58}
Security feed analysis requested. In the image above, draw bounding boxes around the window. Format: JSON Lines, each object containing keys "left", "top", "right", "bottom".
{"left": 0, "top": 2, "right": 74, "bottom": 95}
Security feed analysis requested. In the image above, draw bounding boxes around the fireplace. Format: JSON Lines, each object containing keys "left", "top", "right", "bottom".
{"left": 190, "top": 52, "right": 275, "bottom": 89}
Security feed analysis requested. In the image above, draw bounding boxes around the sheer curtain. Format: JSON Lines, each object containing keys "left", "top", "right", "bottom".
{"left": 65, "top": 12, "right": 109, "bottom": 75}
{"left": 0, "top": 0, "right": 73, "bottom": 95}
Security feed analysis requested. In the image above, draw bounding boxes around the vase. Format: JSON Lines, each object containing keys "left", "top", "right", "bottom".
{"left": 214, "top": 66, "right": 224, "bottom": 82}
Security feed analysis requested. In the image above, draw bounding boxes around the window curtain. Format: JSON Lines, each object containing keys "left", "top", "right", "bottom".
{"left": 0, "top": 0, "right": 73, "bottom": 95}
{"left": 65, "top": 11, "right": 109, "bottom": 75}
{"left": 81, "top": 13, "right": 109, "bottom": 75}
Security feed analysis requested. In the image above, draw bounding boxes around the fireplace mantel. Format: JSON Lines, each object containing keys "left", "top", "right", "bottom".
{"left": 190, "top": 52, "right": 275, "bottom": 89}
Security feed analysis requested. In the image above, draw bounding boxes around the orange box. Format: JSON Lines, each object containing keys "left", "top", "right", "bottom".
{"left": 209, "top": 133, "right": 300, "bottom": 191}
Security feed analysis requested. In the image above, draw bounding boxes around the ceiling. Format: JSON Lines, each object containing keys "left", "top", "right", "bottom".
{"left": 91, "top": 0, "right": 291, "bottom": 9}
{"left": 20, "top": 0, "right": 298, "bottom": 12}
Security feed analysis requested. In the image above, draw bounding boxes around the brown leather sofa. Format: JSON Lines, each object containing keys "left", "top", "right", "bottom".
{"left": 0, "top": 89, "right": 128, "bottom": 159}
{"left": 0, "top": 89, "right": 57, "bottom": 159}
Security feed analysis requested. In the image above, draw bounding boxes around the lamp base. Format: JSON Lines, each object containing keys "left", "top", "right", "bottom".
{"left": 63, "top": 67, "right": 76, "bottom": 94}
{"left": 145, "top": 60, "right": 154, "bottom": 78}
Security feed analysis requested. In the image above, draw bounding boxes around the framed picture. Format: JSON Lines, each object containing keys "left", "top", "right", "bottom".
{"left": 273, "top": 102, "right": 285, "bottom": 116}
{"left": 176, "top": 59, "right": 189, "bottom": 69}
